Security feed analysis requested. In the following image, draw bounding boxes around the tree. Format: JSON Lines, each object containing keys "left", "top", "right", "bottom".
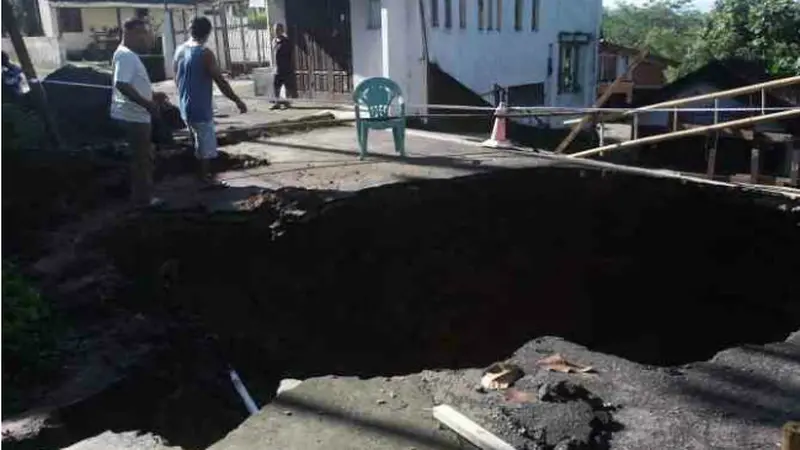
{"left": 698, "top": 0, "right": 800, "bottom": 76}
{"left": 602, "top": 0, "right": 707, "bottom": 80}
{"left": 2, "top": 0, "right": 43, "bottom": 36}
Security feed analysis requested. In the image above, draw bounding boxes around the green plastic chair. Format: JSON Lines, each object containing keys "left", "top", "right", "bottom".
{"left": 353, "top": 77, "right": 406, "bottom": 160}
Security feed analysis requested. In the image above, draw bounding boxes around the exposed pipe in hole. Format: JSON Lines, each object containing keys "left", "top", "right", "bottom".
{"left": 229, "top": 366, "right": 259, "bottom": 416}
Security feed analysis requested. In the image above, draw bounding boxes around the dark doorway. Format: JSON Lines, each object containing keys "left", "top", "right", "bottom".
{"left": 286, "top": 0, "right": 353, "bottom": 101}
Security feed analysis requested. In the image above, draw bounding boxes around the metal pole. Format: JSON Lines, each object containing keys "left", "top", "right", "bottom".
{"left": 2, "top": 0, "right": 62, "bottom": 150}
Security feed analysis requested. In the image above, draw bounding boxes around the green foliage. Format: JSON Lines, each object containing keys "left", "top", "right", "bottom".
{"left": 2, "top": 261, "right": 58, "bottom": 389}
{"left": 699, "top": 0, "right": 800, "bottom": 77}
{"left": 603, "top": 0, "right": 707, "bottom": 80}
{"left": 603, "top": 0, "right": 800, "bottom": 80}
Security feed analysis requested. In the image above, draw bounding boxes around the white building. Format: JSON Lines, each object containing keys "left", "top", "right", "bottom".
{"left": 268, "top": 0, "right": 602, "bottom": 127}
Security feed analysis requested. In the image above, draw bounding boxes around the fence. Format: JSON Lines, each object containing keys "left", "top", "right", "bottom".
{"left": 172, "top": 4, "right": 272, "bottom": 74}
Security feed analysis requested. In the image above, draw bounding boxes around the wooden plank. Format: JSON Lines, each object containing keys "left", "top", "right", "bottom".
{"left": 569, "top": 108, "right": 800, "bottom": 159}
{"left": 432, "top": 405, "right": 517, "bottom": 450}
{"left": 553, "top": 49, "right": 649, "bottom": 153}
{"left": 784, "top": 421, "right": 800, "bottom": 450}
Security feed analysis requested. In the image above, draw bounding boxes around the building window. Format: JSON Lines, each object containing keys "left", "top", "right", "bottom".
{"left": 459, "top": 0, "right": 467, "bottom": 28}
{"left": 487, "top": 0, "right": 493, "bottom": 30}
{"left": 431, "top": 0, "right": 439, "bottom": 27}
{"left": 496, "top": 0, "right": 502, "bottom": 30}
{"left": 531, "top": 0, "right": 539, "bottom": 31}
{"left": 57, "top": 8, "right": 83, "bottom": 33}
{"left": 599, "top": 54, "right": 617, "bottom": 82}
{"left": 514, "top": 0, "right": 522, "bottom": 30}
{"left": 477, "top": 0, "right": 485, "bottom": 30}
{"left": 444, "top": 0, "right": 452, "bottom": 28}
{"left": 367, "top": 0, "right": 381, "bottom": 29}
{"left": 559, "top": 43, "right": 582, "bottom": 94}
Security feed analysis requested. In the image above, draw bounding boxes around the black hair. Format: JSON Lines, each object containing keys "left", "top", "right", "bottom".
{"left": 2, "top": 51, "right": 9, "bottom": 65}
{"left": 123, "top": 17, "right": 147, "bottom": 32}
{"left": 190, "top": 17, "right": 213, "bottom": 40}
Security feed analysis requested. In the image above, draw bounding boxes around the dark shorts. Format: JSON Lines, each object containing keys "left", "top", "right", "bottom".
{"left": 274, "top": 71, "right": 298, "bottom": 99}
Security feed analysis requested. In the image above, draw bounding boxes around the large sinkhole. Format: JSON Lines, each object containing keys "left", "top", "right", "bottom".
{"left": 111, "top": 167, "right": 799, "bottom": 372}
{"left": 21, "top": 167, "right": 799, "bottom": 450}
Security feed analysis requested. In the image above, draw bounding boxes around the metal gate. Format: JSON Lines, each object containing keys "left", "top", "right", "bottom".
{"left": 286, "top": 0, "right": 353, "bottom": 101}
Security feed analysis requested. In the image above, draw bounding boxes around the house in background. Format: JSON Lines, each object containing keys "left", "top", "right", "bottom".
{"left": 36, "top": 0, "right": 199, "bottom": 62}
{"left": 596, "top": 40, "right": 675, "bottom": 106}
{"left": 267, "top": 0, "right": 602, "bottom": 128}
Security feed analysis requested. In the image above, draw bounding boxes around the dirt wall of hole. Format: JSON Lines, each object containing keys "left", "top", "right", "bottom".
{"left": 106, "top": 168, "right": 800, "bottom": 376}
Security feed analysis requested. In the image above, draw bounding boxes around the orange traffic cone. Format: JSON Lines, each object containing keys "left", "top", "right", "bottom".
{"left": 481, "top": 101, "right": 512, "bottom": 148}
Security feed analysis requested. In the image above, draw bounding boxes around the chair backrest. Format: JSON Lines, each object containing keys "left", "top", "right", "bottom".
{"left": 353, "top": 77, "right": 403, "bottom": 119}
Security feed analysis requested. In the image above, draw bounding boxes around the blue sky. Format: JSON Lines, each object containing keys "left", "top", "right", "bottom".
{"left": 605, "top": 0, "right": 715, "bottom": 11}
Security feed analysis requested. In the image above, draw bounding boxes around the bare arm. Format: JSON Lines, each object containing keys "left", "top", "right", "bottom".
{"left": 203, "top": 49, "right": 246, "bottom": 112}
{"left": 115, "top": 81, "right": 156, "bottom": 113}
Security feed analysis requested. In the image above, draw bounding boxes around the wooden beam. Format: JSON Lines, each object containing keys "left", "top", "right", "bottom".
{"left": 568, "top": 108, "right": 800, "bottom": 159}
{"left": 2, "top": 0, "right": 62, "bottom": 150}
{"left": 554, "top": 49, "right": 649, "bottom": 153}
{"left": 432, "top": 405, "right": 517, "bottom": 450}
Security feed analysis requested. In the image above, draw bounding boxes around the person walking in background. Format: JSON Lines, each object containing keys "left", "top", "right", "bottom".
{"left": 271, "top": 23, "right": 297, "bottom": 110}
{"left": 111, "top": 18, "right": 162, "bottom": 208}
{"left": 174, "top": 17, "right": 247, "bottom": 189}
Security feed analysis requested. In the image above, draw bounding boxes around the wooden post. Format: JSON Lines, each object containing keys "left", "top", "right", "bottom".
{"left": 2, "top": 0, "right": 61, "bottom": 150}
{"left": 789, "top": 140, "right": 799, "bottom": 187}
{"left": 707, "top": 133, "right": 718, "bottom": 179}
{"left": 554, "top": 48, "right": 649, "bottom": 153}
{"left": 238, "top": 12, "right": 247, "bottom": 62}
{"left": 783, "top": 422, "right": 800, "bottom": 450}
{"left": 750, "top": 143, "right": 760, "bottom": 184}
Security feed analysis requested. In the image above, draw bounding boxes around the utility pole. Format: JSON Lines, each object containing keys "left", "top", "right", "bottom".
{"left": 2, "top": 0, "right": 62, "bottom": 150}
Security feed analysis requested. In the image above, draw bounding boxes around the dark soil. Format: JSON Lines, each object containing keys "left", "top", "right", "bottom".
{"left": 5, "top": 166, "right": 800, "bottom": 450}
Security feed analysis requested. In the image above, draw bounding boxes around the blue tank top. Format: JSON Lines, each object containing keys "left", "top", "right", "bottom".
{"left": 175, "top": 44, "right": 213, "bottom": 123}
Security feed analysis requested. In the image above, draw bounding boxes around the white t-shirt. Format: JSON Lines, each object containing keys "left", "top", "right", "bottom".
{"left": 110, "top": 45, "right": 153, "bottom": 124}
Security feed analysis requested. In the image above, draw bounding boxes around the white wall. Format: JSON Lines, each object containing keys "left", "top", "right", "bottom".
{"left": 349, "top": 0, "right": 427, "bottom": 110}
{"left": 350, "top": 0, "right": 383, "bottom": 88}
{"left": 423, "top": 0, "right": 601, "bottom": 120}
{"left": 2, "top": 37, "right": 65, "bottom": 70}
{"left": 637, "top": 81, "right": 789, "bottom": 133}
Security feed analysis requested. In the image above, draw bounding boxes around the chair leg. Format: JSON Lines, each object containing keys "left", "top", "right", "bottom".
{"left": 357, "top": 124, "right": 369, "bottom": 160}
{"left": 392, "top": 126, "right": 406, "bottom": 157}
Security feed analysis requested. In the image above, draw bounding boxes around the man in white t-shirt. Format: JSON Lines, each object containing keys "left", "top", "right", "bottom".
{"left": 111, "top": 17, "right": 161, "bottom": 207}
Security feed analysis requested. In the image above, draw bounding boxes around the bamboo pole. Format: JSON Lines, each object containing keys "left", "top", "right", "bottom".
{"left": 568, "top": 108, "right": 800, "bottom": 159}
{"left": 554, "top": 49, "right": 649, "bottom": 153}
{"left": 567, "top": 75, "right": 800, "bottom": 125}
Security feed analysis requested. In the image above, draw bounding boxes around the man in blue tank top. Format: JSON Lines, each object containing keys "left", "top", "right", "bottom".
{"left": 174, "top": 17, "right": 247, "bottom": 188}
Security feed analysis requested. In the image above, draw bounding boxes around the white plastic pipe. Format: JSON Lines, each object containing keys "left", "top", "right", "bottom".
{"left": 229, "top": 368, "right": 259, "bottom": 416}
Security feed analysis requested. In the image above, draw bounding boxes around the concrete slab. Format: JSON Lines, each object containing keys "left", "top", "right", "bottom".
{"left": 209, "top": 331, "right": 800, "bottom": 450}
{"left": 207, "top": 375, "right": 462, "bottom": 450}
{"left": 214, "top": 126, "right": 551, "bottom": 192}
